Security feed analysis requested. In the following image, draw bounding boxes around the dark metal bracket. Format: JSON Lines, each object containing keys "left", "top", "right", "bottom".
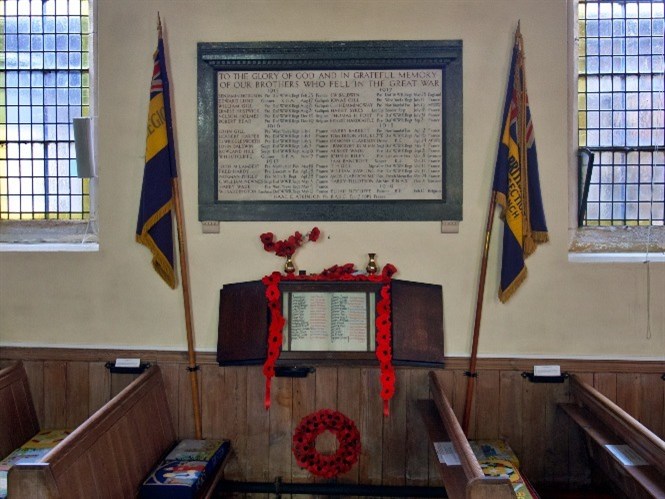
{"left": 104, "top": 361, "right": 151, "bottom": 374}
{"left": 521, "top": 371, "right": 569, "bottom": 383}
{"left": 275, "top": 366, "right": 315, "bottom": 378}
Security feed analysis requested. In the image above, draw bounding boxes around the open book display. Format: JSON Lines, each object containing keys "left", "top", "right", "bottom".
{"left": 217, "top": 265, "right": 445, "bottom": 415}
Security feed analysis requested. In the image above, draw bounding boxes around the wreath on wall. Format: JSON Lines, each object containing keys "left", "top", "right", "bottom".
{"left": 292, "top": 409, "right": 361, "bottom": 478}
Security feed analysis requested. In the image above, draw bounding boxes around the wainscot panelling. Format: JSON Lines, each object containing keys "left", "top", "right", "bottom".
{"left": 1, "top": 348, "right": 663, "bottom": 496}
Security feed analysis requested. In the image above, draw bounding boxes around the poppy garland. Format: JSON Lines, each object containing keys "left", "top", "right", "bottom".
{"left": 261, "top": 263, "right": 397, "bottom": 415}
{"left": 292, "top": 409, "right": 361, "bottom": 478}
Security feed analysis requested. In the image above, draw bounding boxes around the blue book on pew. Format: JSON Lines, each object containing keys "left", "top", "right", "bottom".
{"left": 140, "top": 439, "right": 230, "bottom": 499}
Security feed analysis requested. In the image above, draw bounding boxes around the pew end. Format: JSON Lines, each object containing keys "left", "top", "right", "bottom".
{"left": 419, "top": 371, "right": 518, "bottom": 499}
{"left": 561, "top": 374, "right": 665, "bottom": 498}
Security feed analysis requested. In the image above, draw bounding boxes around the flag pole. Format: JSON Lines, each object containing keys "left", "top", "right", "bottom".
{"left": 462, "top": 22, "right": 522, "bottom": 435}
{"left": 172, "top": 175, "right": 203, "bottom": 440}
{"left": 159, "top": 14, "right": 202, "bottom": 439}
{"left": 461, "top": 190, "right": 496, "bottom": 435}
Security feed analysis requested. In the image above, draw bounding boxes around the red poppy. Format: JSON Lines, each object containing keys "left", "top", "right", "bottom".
{"left": 265, "top": 284, "right": 280, "bottom": 302}
{"left": 260, "top": 232, "right": 274, "bottom": 245}
{"left": 308, "top": 227, "right": 321, "bottom": 242}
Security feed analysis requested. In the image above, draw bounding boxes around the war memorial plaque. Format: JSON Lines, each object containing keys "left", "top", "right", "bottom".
{"left": 198, "top": 41, "right": 462, "bottom": 221}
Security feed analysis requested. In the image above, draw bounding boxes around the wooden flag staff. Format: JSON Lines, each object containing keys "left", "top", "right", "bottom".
{"left": 159, "top": 15, "right": 202, "bottom": 440}
{"left": 172, "top": 175, "right": 203, "bottom": 440}
{"left": 461, "top": 192, "right": 496, "bottom": 435}
{"left": 462, "top": 23, "right": 525, "bottom": 435}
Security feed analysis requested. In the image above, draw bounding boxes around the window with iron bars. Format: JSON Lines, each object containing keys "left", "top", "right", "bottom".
{"left": 0, "top": 0, "right": 91, "bottom": 221}
{"left": 578, "top": 0, "right": 664, "bottom": 226}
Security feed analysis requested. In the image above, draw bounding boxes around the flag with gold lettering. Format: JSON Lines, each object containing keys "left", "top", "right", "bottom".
{"left": 136, "top": 22, "right": 177, "bottom": 288}
{"left": 493, "top": 27, "right": 548, "bottom": 303}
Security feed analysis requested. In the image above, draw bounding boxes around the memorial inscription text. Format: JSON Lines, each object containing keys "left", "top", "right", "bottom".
{"left": 217, "top": 69, "right": 444, "bottom": 202}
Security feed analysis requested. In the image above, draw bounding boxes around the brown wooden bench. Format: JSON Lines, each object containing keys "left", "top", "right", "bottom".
{"left": 7, "top": 365, "right": 182, "bottom": 498}
{"left": 560, "top": 374, "right": 665, "bottom": 498}
{"left": 419, "top": 371, "right": 517, "bottom": 499}
{"left": 0, "top": 361, "right": 40, "bottom": 461}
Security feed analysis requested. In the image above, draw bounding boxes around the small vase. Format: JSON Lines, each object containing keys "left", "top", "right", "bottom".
{"left": 366, "top": 253, "right": 378, "bottom": 274}
{"left": 284, "top": 254, "right": 296, "bottom": 274}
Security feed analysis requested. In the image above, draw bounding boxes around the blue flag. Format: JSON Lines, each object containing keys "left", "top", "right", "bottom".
{"left": 493, "top": 28, "right": 548, "bottom": 303}
{"left": 136, "top": 25, "right": 177, "bottom": 288}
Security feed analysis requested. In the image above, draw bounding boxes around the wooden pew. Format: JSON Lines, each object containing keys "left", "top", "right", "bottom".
{"left": 420, "top": 371, "right": 516, "bottom": 499}
{"left": 560, "top": 374, "right": 665, "bottom": 498}
{"left": 0, "top": 361, "right": 40, "bottom": 460}
{"left": 8, "top": 365, "right": 177, "bottom": 499}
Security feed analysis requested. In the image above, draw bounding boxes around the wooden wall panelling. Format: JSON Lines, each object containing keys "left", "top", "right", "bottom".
{"left": 177, "top": 363, "right": 200, "bottom": 439}
{"left": 359, "top": 367, "right": 383, "bottom": 485}
{"left": 452, "top": 370, "right": 468, "bottom": 426}
{"left": 541, "top": 381, "right": 572, "bottom": 485}
{"left": 201, "top": 364, "right": 224, "bottom": 439}
{"left": 404, "top": 369, "right": 430, "bottom": 487}
{"left": 381, "top": 368, "right": 407, "bottom": 486}
{"left": 291, "top": 368, "right": 316, "bottom": 490}
{"left": 336, "top": 367, "right": 361, "bottom": 486}
{"left": 565, "top": 371, "right": 593, "bottom": 489}
{"left": 110, "top": 372, "right": 138, "bottom": 398}
{"left": 427, "top": 368, "right": 453, "bottom": 487}
{"left": 499, "top": 370, "right": 524, "bottom": 457}
{"left": 639, "top": 373, "right": 665, "bottom": 439}
{"left": 314, "top": 366, "right": 338, "bottom": 462}
{"left": 65, "top": 361, "right": 89, "bottom": 427}
{"left": 156, "top": 362, "right": 181, "bottom": 437}
{"left": 88, "top": 361, "right": 111, "bottom": 415}
{"left": 245, "top": 366, "right": 270, "bottom": 489}
{"left": 22, "top": 360, "right": 44, "bottom": 428}
{"left": 269, "top": 376, "right": 293, "bottom": 483}
{"left": 474, "top": 369, "right": 500, "bottom": 440}
{"left": 1, "top": 348, "right": 662, "bottom": 491}
{"left": 593, "top": 372, "right": 617, "bottom": 401}
{"left": 616, "top": 372, "right": 641, "bottom": 418}
{"left": 223, "top": 366, "right": 249, "bottom": 482}
{"left": 43, "top": 361, "right": 67, "bottom": 429}
{"left": 520, "top": 377, "right": 549, "bottom": 480}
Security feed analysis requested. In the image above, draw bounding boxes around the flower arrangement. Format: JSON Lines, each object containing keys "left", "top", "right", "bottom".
{"left": 260, "top": 227, "right": 320, "bottom": 257}
{"left": 260, "top": 227, "right": 321, "bottom": 273}
{"left": 292, "top": 409, "right": 361, "bottom": 478}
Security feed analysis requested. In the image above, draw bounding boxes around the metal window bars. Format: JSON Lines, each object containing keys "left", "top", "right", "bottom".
{"left": 0, "top": 0, "right": 90, "bottom": 220}
{"left": 578, "top": 0, "right": 664, "bottom": 226}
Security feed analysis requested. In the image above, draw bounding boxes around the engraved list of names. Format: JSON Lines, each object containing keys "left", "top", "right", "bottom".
{"left": 217, "top": 69, "right": 443, "bottom": 201}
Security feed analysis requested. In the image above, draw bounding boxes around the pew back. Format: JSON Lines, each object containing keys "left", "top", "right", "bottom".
{"left": 562, "top": 374, "right": 665, "bottom": 498}
{"left": 8, "top": 365, "right": 176, "bottom": 499}
{"left": 0, "top": 361, "right": 40, "bottom": 459}
{"left": 423, "top": 371, "right": 516, "bottom": 499}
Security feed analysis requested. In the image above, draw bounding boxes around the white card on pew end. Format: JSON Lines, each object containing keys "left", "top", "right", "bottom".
{"left": 533, "top": 365, "right": 560, "bottom": 376}
{"left": 434, "top": 441, "right": 461, "bottom": 466}
{"left": 115, "top": 358, "right": 141, "bottom": 368}
{"left": 605, "top": 444, "right": 648, "bottom": 466}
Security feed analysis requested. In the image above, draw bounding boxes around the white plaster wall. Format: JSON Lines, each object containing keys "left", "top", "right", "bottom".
{"left": 1, "top": 0, "right": 663, "bottom": 359}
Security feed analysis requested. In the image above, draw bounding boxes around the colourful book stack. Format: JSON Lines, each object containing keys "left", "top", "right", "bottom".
{"left": 140, "top": 439, "right": 230, "bottom": 499}
{"left": 0, "top": 429, "right": 72, "bottom": 499}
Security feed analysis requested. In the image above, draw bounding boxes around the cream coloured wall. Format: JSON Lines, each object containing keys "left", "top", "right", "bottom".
{"left": 0, "top": 0, "right": 663, "bottom": 359}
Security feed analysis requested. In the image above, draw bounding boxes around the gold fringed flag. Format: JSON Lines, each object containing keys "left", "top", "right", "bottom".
{"left": 493, "top": 25, "right": 548, "bottom": 303}
{"left": 136, "top": 19, "right": 177, "bottom": 288}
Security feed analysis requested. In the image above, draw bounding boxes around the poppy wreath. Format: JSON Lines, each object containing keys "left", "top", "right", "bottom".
{"left": 261, "top": 263, "right": 397, "bottom": 415}
{"left": 292, "top": 409, "right": 361, "bottom": 478}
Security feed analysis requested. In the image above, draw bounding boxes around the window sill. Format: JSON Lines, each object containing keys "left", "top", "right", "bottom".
{"left": 569, "top": 226, "right": 665, "bottom": 263}
{"left": 0, "top": 220, "right": 98, "bottom": 252}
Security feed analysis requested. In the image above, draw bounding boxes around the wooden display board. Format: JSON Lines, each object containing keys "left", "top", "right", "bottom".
{"left": 198, "top": 40, "right": 463, "bottom": 221}
{"left": 217, "top": 279, "right": 444, "bottom": 366}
